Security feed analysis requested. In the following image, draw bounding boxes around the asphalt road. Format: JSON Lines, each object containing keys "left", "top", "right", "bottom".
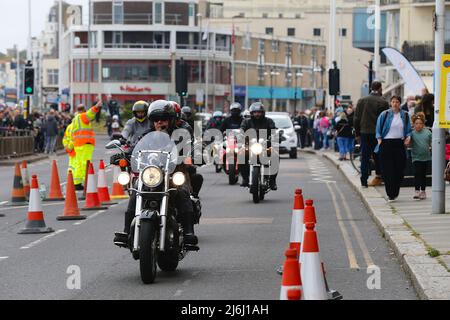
{"left": 0, "top": 136, "right": 417, "bottom": 300}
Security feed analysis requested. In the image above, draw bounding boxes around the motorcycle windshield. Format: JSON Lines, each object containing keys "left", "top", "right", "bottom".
{"left": 131, "top": 131, "right": 178, "bottom": 174}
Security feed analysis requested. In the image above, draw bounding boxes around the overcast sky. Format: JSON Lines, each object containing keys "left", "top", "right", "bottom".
{"left": 0, "top": 0, "right": 86, "bottom": 54}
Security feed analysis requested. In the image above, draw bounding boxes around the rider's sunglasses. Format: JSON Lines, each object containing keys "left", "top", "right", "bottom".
{"left": 152, "top": 116, "right": 170, "bottom": 122}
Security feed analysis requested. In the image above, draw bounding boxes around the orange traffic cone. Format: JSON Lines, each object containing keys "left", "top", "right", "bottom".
{"left": 299, "top": 199, "right": 317, "bottom": 272}
{"left": 110, "top": 165, "right": 129, "bottom": 200}
{"left": 289, "top": 189, "right": 305, "bottom": 258}
{"left": 280, "top": 248, "right": 302, "bottom": 300}
{"left": 10, "top": 163, "right": 28, "bottom": 206}
{"left": 97, "top": 160, "right": 117, "bottom": 205}
{"left": 287, "top": 289, "right": 302, "bottom": 300}
{"left": 57, "top": 170, "right": 86, "bottom": 220}
{"left": 18, "top": 175, "right": 54, "bottom": 234}
{"left": 21, "top": 160, "right": 30, "bottom": 199}
{"left": 81, "top": 162, "right": 108, "bottom": 211}
{"left": 301, "top": 223, "right": 327, "bottom": 300}
{"left": 43, "top": 160, "right": 65, "bottom": 201}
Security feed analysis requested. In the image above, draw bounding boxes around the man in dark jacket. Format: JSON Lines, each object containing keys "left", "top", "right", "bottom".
{"left": 293, "top": 111, "right": 309, "bottom": 148}
{"left": 354, "top": 81, "right": 389, "bottom": 187}
{"left": 43, "top": 109, "right": 59, "bottom": 154}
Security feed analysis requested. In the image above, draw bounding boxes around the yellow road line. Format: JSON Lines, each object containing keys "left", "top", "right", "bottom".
{"left": 333, "top": 183, "right": 375, "bottom": 268}
{"left": 325, "top": 182, "right": 360, "bottom": 270}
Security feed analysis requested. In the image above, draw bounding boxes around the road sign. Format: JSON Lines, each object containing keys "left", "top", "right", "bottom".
{"left": 439, "top": 54, "right": 450, "bottom": 128}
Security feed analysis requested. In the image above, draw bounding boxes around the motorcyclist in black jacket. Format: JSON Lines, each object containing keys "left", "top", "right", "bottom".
{"left": 220, "top": 102, "right": 244, "bottom": 133}
{"left": 239, "top": 102, "right": 278, "bottom": 190}
{"left": 113, "top": 100, "right": 199, "bottom": 248}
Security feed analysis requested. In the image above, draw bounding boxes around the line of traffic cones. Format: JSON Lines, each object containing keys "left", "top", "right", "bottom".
{"left": 43, "top": 160, "right": 65, "bottom": 202}
{"left": 97, "top": 160, "right": 117, "bottom": 205}
{"left": 81, "top": 162, "right": 108, "bottom": 211}
{"left": 279, "top": 190, "right": 342, "bottom": 300}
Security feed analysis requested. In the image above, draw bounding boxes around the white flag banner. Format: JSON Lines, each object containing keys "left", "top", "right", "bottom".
{"left": 202, "top": 22, "right": 209, "bottom": 41}
{"left": 382, "top": 47, "right": 427, "bottom": 95}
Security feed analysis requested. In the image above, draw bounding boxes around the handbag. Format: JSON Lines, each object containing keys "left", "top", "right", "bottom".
{"left": 444, "top": 161, "right": 450, "bottom": 182}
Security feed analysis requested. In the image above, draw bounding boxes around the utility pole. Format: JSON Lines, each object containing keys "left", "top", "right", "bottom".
{"left": 59, "top": 0, "right": 63, "bottom": 111}
{"left": 197, "top": 13, "right": 203, "bottom": 111}
{"left": 329, "top": 0, "right": 337, "bottom": 112}
{"left": 368, "top": 59, "right": 374, "bottom": 89}
{"left": 432, "top": 0, "right": 446, "bottom": 214}
{"left": 374, "top": 0, "right": 381, "bottom": 80}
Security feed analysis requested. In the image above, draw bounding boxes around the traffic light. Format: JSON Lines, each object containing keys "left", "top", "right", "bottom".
{"left": 176, "top": 58, "right": 188, "bottom": 97}
{"left": 23, "top": 67, "right": 35, "bottom": 95}
{"left": 328, "top": 68, "right": 340, "bottom": 96}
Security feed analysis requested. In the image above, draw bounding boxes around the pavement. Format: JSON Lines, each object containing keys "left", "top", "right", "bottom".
{"left": 0, "top": 149, "right": 66, "bottom": 166}
{"left": 304, "top": 147, "right": 450, "bottom": 299}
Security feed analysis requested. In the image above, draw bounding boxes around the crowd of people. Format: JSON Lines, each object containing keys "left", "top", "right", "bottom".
{"left": 0, "top": 104, "right": 73, "bottom": 154}
{"left": 291, "top": 82, "right": 437, "bottom": 202}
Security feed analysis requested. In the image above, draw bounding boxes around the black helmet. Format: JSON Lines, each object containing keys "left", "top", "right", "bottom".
{"left": 230, "top": 102, "right": 242, "bottom": 117}
{"left": 181, "top": 106, "right": 192, "bottom": 115}
{"left": 148, "top": 100, "right": 176, "bottom": 127}
{"left": 132, "top": 101, "right": 149, "bottom": 120}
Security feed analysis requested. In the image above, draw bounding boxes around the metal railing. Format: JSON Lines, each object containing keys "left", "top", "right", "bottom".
{"left": 93, "top": 13, "right": 184, "bottom": 25}
{"left": 104, "top": 43, "right": 170, "bottom": 49}
{"left": 380, "top": 0, "right": 400, "bottom": 5}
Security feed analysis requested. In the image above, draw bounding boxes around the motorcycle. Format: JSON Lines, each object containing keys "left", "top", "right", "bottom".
{"left": 107, "top": 131, "right": 200, "bottom": 284}
{"left": 211, "top": 140, "right": 223, "bottom": 173}
{"left": 247, "top": 138, "right": 273, "bottom": 204}
{"left": 110, "top": 121, "right": 122, "bottom": 141}
{"left": 222, "top": 130, "right": 241, "bottom": 185}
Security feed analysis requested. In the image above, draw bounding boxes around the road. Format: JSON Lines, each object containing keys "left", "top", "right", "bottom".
{"left": 0, "top": 136, "right": 417, "bottom": 299}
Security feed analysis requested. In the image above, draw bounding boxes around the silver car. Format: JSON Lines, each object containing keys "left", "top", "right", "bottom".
{"left": 266, "top": 112, "right": 298, "bottom": 159}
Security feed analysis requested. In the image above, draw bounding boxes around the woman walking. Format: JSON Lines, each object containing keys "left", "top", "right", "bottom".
{"left": 335, "top": 112, "right": 354, "bottom": 160}
{"left": 375, "top": 96, "right": 412, "bottom": 202}
{"left": 409, "top": 112, "right": 431, "bottom": 200}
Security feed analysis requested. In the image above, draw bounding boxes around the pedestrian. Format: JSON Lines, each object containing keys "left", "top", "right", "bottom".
{"left": 414, "top": 93, "right": 434, "bottom": 128}
{"left": 294, "top": 111, "right": 309, "bottom": 148}
{"left": 354, "top": 81, "right": 389, "bottom": 188}
{"left": 345, "top": 105, "right": 356, "bottom": 154}
{"left": 313, "top": 111, "right": 323, "bottom": 150}
{"left": 335, "top": 112, "right": 354, "bottom": 160}
{"left": 375, "top": 95, "right": 412, "bottom": 202}
{"left": 71, "top": 102, "right": 102, "bottom": 190}
{"left": 43, "top": 109, "right": 59, "bottom": 154}
{"left": 409, "top": 112, "right": 431, "bottom": 200}
{"left": 319, "top": 111, "right": 330, "bottom": 150}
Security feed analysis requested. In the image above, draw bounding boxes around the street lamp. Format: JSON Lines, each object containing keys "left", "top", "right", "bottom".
{"left": 291, "top": 69, "right": 303, "bottom": 115}
{"left": 264, "top": 68, "right": 280, "bottom": 110}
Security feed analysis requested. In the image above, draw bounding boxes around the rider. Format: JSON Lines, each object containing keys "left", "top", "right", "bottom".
{"left": 181, "top": 106, "right": 195, "bottom": 129}
{"left": 220, "top": 102, "right": 244, "bottom": 133}
{"left": 206, "top": 111, "right": 224, "bottom": 130}
{"left": 239, "top": 102, "right": 279, "bottom": 190}
{"left": 113, "top": 100, "right": 199, "bottom": 248}
{"left": 121, "top": 101, "right": 151, "bottom": 145}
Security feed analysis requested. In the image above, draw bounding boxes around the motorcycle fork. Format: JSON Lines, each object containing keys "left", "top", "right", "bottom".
{"left": 159, "top": 164, "right": 171, "bottom": 252}
{"left": 133, "top": 179, "right": 144, "bottom": 253}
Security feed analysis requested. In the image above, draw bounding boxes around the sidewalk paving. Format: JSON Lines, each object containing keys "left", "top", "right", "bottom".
{"left": 303, "top": 148, "right": 450, "bottom": 299}
{"left": 0, "top": 149, "right": 67, "bottom": 166}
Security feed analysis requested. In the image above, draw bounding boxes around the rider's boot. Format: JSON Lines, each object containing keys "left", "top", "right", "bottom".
{"left": 269, "top": 176, "right": 278, "bottom": 191}
{"left": 113, "top": 232, "right": 129, "bottom": 248}
{"left": 183, "top": 212, "right": 199, "bottom": 248}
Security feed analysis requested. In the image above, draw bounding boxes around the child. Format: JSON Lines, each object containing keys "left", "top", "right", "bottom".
{"left": 410, "top": 112, "right": 431, "bottom": 199}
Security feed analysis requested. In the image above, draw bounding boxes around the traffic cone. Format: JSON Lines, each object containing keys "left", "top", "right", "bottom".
{"left": 301, "top": 223, "right": 327, "bottom": 300}
{"left": 299, "top": 199, "right": 317, "bottom": 271}
{"left": 280, "top": 248, "right": 302, "bottom": 300}
{"left": 57, "top": 170, "right": 86, "bottom": 220}
{"left": 110, "top": 165, "right": 129, "bottom": 200}
{"left": 77, "top": 160, "right": 90, "bottom": 201}
{"left": 287, "top": 289, "right": 302, "bottom": 300}
{"left": 81, "top": 162, "right": 108, "bottom": 211}
{"left": 43, "top": 160, "right": 65, "bottom": 201}
{"left": 18, "top": 175, "right": 54, "bottom": 234}
{"left": 10, "top": 163, "right": 28, "bottom": 206}
{"left": 21, "top": 160, "right": 30, "bottom": 199}
{"left": 97, "top": 160, "right": 117, "bottom": 205}
{"left": 289, "top": 189, "right": 305, "bottom": 258}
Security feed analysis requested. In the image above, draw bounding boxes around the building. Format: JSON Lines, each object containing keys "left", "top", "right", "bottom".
{"left": 205, "top": 0, "right": 375, "bottom": 106}
{"left": 60, "top": 0, "right": 325, "bottom": 114}
{"left": 380, "top": 0, "right": 449, "bottom": 96}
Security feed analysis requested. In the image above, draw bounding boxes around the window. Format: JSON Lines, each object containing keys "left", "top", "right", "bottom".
{"left": 262, "top": 13, "right": 268, "bottom": 18}
{"left": 265, "top": 27, "right": 274, "bottom": 35}
{"left": 287, "top": 28, "right": 295, "bottom": 37}
{"left": 154, "top": 2, "right": 163, "bottom": 24}
{"left": 47, "top": 69, "right": 58, "bottom": 86}
{"left": 295, "top": 13, "right": 301, "bottom": 19}
{"left": 279, "top": 13, "right": 283, "bottom": 18}
{"left": 313, "top": 28, "right": 321, "bottom": 37}
{"left": 101, "top": 60, "right": 171, "bottom": 82}
{"left": 113, "top": 0, "right": 123, "bottom": 24}
{"left": 339, "top": 28, "right": 347, "bottom": 37}
{"left": 271, "top": 40, "right": 279, "bottom": 52}
{"left": 73, "top": 60, "right": 98, "bottom": 82}
{"left": 238, "top": 12, "right": 245, "bottom": 18}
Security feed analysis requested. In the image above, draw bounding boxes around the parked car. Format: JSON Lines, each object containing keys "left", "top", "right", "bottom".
{"left": 266, "top": 112, "right": 298, "bottom": 159}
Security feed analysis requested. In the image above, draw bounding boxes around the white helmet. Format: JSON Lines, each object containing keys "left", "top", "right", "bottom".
{"left": 112, "top": 115, "right": 119, "bottom": 121}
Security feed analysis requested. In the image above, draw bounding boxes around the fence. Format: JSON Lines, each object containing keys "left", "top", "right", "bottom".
{"left": 0, "top": 129, "right": 64, "bottom": 159}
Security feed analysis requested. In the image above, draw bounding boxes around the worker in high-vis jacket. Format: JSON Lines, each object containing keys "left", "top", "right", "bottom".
{"left": 71, "top": 101, "right": 102, "bottom": 190}
{"left": 62, "top": 121, "right": 76, "bottom": 175}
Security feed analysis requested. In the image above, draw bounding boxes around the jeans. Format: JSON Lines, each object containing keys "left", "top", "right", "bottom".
{"left": 313, "top": 129, "right": 322, "bottom": 150}
{"left": 336, "top": 137, "right": 352, "bottom": 157}
{"left": 44, "top": 135, "right": 57, "bottom": 154}
{"left": 360, "top": 133, "right": 381, "bottom": 184}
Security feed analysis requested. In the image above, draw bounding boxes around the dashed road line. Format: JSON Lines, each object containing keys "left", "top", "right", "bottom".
{"left": 0, "top": 256, "right": 9, "bottom": 260}
{"left": 20, "top": 229, "right": 66, "bottom": 250}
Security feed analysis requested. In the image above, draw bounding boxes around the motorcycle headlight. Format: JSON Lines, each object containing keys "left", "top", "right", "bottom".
{"left": 118, "top": 172, "right": 131, "bottom": 186}
{"left": 226, "top": 147, "right": 231, "bottom": 153}
{"left": 141, "top": 166, "right": 163, "bottom": 188}
{"left": 172, "top": 172, "right": 186, "bottom": 186}
{"left": 250, "top": 143, "right": 264, "bottom": 155}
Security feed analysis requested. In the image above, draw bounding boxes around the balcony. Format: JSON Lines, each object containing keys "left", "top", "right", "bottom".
{"left": 401, "top": 41, "right": 450, "bottom": 61}
{"left": 93, "top": 13, "right": 184, "bottom": 25}
{"left": 380, "top": 0, "right": 399, "bottom": 5}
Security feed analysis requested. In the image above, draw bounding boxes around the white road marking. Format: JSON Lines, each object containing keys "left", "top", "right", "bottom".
{"left": 174, "top": 290, "right": 183, "bottom": 297}
{"left": 87, "top": 210, "right": 106, "bottom": 220}
{"left": 0, "top": 201, "right": 8, "bottom": 205}
{"left": 0, "top": 256, "right": 9, "bottom": 260}
{"left": 20, "top": 229, "right": 66, "bottom": 250}
{"left": 0, "top": 202, "right": 63, "bottom": 212}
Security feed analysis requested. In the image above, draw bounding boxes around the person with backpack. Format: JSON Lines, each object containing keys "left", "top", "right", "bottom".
{"left": 375, "top": 95, "right": 412, "bottom": 202}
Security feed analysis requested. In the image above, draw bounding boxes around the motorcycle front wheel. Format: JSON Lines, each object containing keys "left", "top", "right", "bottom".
{"left": 252, "top": 166, "right": 261, "bottom": 204}
{"left": 228, "top": 162, "right": 237, "bottom": 185}
{"left": 139, "top": 221, "right": 158, "bottom": 284}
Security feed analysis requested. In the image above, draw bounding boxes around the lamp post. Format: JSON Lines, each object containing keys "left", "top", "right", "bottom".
{"left": 197, "top": 13, "right": 203, "bottom": 111}
{"left": 293, "top": 69, "right": 303, "bottom": 115}
{"left": 264, "top": 68, "right": 280, "bottom": 111}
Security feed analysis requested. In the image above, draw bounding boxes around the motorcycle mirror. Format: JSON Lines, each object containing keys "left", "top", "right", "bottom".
{"left": 106, "top": 140, "right": 121, "bottom": 150}
{"left": 279, "top": 130, "right": 285, "bottom": 136}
